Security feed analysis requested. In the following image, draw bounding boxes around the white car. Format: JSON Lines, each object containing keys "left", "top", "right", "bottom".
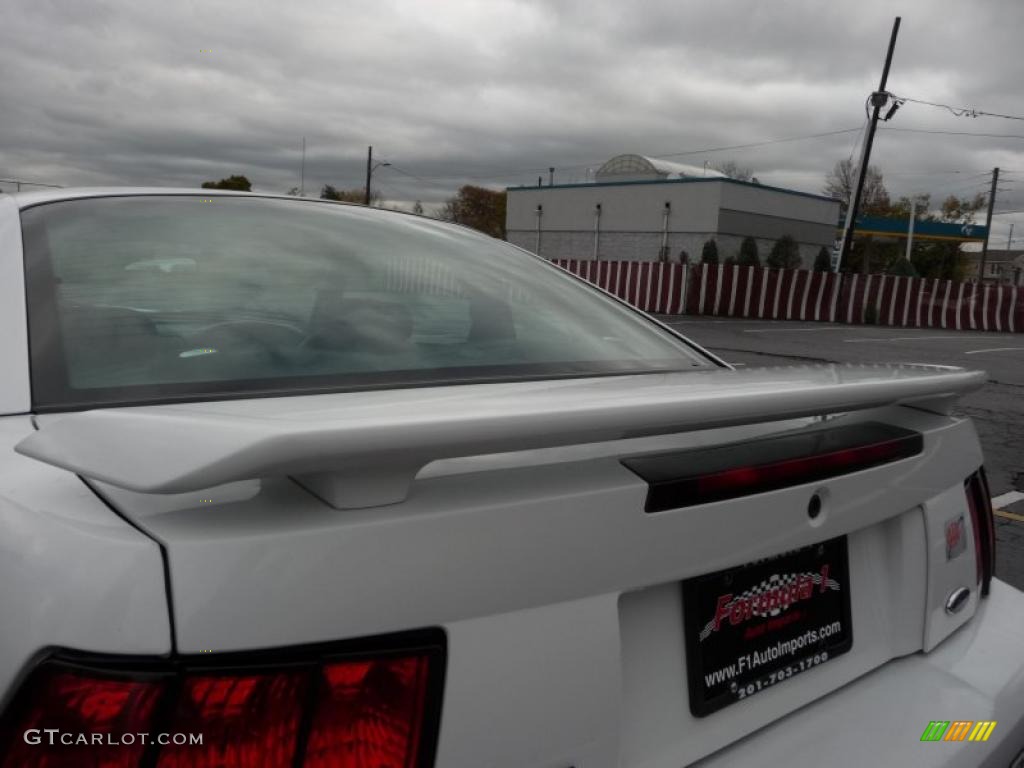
{"left": 0, "top": 188, "right": 1022, "bottom": 767}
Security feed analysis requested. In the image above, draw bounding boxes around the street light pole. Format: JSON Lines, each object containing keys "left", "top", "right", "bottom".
{"left": 905, "top": 199, "right": 916, "bottom": 262}
{"left": 364, "top": 155, "right": 391, "bottom": 207}
{"left": 364, "top": 146, "right": 373, "bottom": 206}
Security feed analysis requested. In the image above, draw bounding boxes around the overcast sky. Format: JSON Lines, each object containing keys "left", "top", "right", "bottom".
{"left": 4, "top": 0, "right": 1024, "bottom": 241}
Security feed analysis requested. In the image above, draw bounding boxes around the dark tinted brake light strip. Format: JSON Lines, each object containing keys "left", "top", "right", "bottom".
{"left": 623, "top": 422, "right": 924, "bottom": 513}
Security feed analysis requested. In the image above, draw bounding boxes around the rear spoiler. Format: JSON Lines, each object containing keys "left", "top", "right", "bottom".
{"left": 17, "top": 364, "right": 984, "bottom": 509}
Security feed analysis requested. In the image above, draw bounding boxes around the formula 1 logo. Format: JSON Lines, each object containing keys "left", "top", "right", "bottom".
{"left": 698, "top": 565, "right": 839, "bottom": 642}
{"left": 921, "top": 721, "right": 996, "bottom": 742}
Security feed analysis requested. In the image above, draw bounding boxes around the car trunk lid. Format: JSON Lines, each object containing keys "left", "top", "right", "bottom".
{"left": 22, "top": 364, "right": 988, "bottom": 767}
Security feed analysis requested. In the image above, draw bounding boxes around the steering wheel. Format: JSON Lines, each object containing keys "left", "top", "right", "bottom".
{"left": 182, "top": 319, "right": 309, "bottom": 364}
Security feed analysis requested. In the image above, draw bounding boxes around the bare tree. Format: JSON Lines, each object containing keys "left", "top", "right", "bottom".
{"left": 711, "top": 160, "right": 754, "bottom": 182}
{"left": 824, "top": 159, "right": 889, "bottom": 214}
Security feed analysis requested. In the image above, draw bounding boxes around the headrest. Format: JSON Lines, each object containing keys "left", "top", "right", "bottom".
{"left": 308, "top": 293, "right": 413, "bottom": 351}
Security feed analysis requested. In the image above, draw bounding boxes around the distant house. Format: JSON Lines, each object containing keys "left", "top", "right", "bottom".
{"left": 505, "top": 154, "right": 840, "bottom": 268}
{"left": 963, "top": 249, "right": 1024, "bottom": 285}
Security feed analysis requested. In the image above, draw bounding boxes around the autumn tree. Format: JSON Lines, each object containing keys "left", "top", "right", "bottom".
{"left": 840, "top": 192, "right": 986, "bottom": 279}
{"left": 201, "top": 175, "right": 252, "bottom": 191}
{"left": 320, "top": 185, "right": 380, "bottom": 205}
{"left": 440, "top": 185, "right": 507, "bottom": 238}
{"left": 902, "top": 193, "right": 986, "bottom": 280}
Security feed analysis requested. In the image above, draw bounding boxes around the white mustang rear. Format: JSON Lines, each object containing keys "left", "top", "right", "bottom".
{"left": 0, "top": 189, "right": 1021, "bottom": 767}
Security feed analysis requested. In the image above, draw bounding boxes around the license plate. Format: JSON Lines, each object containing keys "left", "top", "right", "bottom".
{"left": 682, "top": 536, "right": 853, "bottom": 717}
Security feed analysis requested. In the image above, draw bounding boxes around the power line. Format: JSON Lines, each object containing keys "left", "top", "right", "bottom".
{"left": 847, "top": 118, "right": 869, "bottom": 165}
{"left": 884, "top": 169, "right": 990, "bottom": 179}
{"left": 649, "top": 127, "right": 864, "bottom": 160}
{"left": 376, "top": 127, "right": 865, "bottom": 183}
{"left": 880, "top": 126, "right": 1024, "bottom": 140}
{"left": 380, "top": 163, "right": 433, "bottom": 183}
{"left": 888, "top": 93, "right": 1024, "bottom": 122}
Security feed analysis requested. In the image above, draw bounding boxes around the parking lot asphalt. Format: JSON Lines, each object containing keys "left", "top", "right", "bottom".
{"left": 658, "top": 316, "right": 1024, "bottom": 590}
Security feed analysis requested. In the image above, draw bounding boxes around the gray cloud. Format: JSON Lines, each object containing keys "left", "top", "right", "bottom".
{"left": 3, "top": 0, "right": 1024, "bottom": 237}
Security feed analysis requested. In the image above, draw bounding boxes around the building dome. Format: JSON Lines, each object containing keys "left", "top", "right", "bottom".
{"left": 594, "top": 154, "right": 727, "bottom": 183}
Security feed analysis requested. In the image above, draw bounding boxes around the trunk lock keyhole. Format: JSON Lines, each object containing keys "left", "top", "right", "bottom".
{"left": 808, "top": 493, "right": 823, "bottom": 520}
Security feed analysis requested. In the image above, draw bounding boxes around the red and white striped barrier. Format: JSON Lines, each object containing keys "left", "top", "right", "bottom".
{"left": 551, "top": 259, "right": 688, "bottom": 314}
{"left": 840, "top": 273, "right": 1022, "bottom": 332}
{"left": 686, "top": 264, "right": 842, "bottom": 322}
{"left": 547, "top": 257, "right": 1023, "bottom": 331}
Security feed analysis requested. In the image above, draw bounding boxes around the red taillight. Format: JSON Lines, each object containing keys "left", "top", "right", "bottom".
{"left": 0, "top": 666, "right": 163, "bottom": 768}
{"left": 304, "top": 656, "right": 431, "bottom": 768}
{"left": 965, "top": 468, "right": 996, "bottom": 597}
{"left": 624, "top": 422, "right": 924, "bottom": 512}
{"left": 156, "top": 672, "right": 308, "bottom": 768}
{"left": 0, "top": 634, "right": 444, "bottom": 768}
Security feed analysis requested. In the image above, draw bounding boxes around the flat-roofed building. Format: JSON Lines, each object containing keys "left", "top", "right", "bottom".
{"left": 506, "top": 154, "right": 840, "bottom": 267}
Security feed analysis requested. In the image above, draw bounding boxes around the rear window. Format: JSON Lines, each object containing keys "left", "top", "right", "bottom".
{"left": 22, "top": 195, "right": 715, "bottom": 409}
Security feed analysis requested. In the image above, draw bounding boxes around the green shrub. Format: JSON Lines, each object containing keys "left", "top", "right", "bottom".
{"left": 737, "top": 236, "right": 760, "bottom": 267}
{"left": 813, "top": 246, "right": 832, "bottom": 272}
{"left": 766, "top": 234, "right": 801, "bottom": 269}
{"left": 887, "top": 257, "right": 919, "bottom": 277}
{"left": 701, "top": 239, "right": 719, "bottom": 265}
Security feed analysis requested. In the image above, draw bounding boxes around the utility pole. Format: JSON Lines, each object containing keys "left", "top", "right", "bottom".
{"left": 300, "top": 137, "right": 306, "bottom": 197}
{"left": 836, "top": 16, "right": 901, "bottom": 274}
{"left": 1007, "top": 222, "right": 1015, "bottom": 250}
{"left": 548, "top": 167, "right": 554, "bottom": 186}
{"left": 364, "top": 146, "right": 373, "bottom": 206}
{"left": 978, "top": 167, "right": 999, "bottom": 282}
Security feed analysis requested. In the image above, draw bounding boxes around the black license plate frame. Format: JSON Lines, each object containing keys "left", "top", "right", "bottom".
{"left": 682, "top": 536, "right": 853, "bottom": 717}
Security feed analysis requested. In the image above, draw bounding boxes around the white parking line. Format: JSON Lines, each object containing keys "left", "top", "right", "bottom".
{"left": 843, "top": 335, "right": 995, "bottom": 343}
{"left": 669, "top": 319, "right": 739, "bottom": 324}
{"left": 743, "top": 327, "right": 853, "bottom": 333}
{"left": 993, "top": 491, "right": 1024, "bottom": 508}
{"left": 965, "top": 347, "right": 1024, "bottom": 355}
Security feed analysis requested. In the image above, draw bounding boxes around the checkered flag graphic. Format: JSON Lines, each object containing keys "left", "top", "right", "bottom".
{"left": 698, "top": 571, "right": 840, "bottom": 642}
